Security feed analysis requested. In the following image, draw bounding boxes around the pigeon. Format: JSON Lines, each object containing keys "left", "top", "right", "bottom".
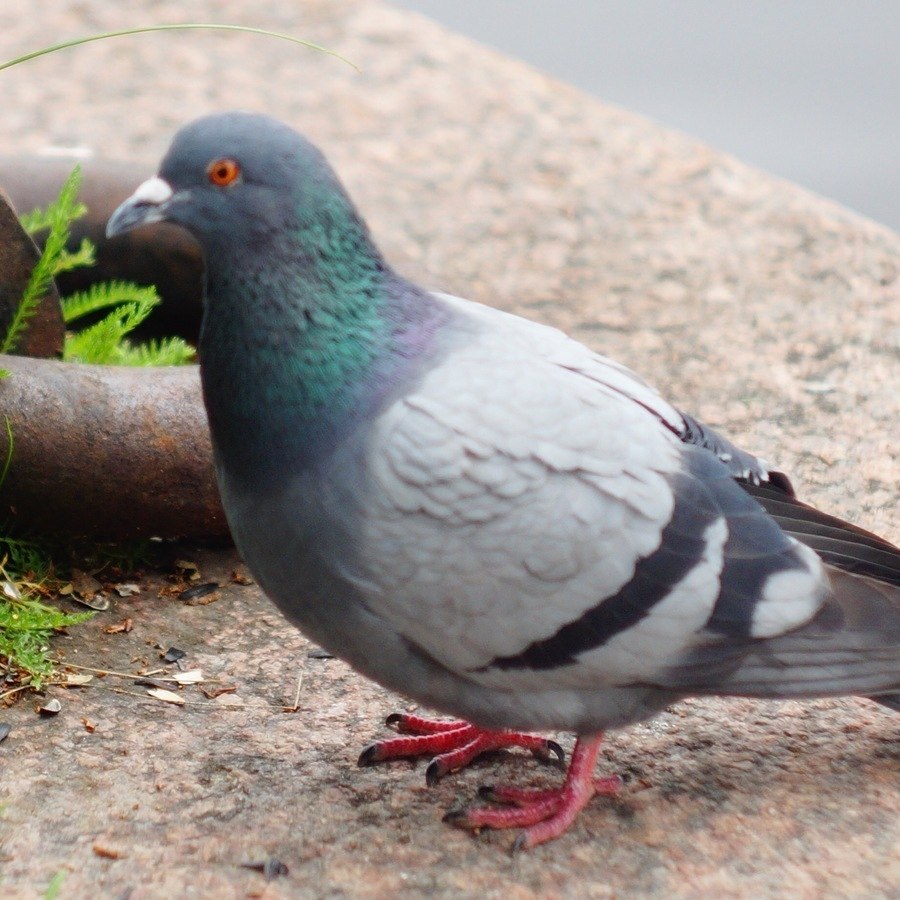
{"left": 107, "top": 112, "right": 900, "bottom": 850}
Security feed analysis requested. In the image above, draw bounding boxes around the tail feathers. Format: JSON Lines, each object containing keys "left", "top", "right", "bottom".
{"left": 661, "top": 566, "right": 900, "bottom": 702}
{"left": 717, "top": 459, "right": 898, "bottom": 706}
{"left": 739, "top": 480, "right": 900, "bottom": 587}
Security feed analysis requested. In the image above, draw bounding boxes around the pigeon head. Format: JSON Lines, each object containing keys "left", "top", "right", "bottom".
{"left": 107, "top": 111, "right": 377, "bottom": 263}
{"left": 107, "top": 112, "right": 442, "bottom": 480}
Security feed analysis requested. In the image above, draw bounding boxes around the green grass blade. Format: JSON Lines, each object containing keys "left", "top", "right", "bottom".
{"left": 0, "top": 417, "right": 13, "bottom": 491}
{"left": 44, "top": 871, "right": 66, "bottom": 900}
{"left": 0, "top": 24, "right": 359, "bottom": 73}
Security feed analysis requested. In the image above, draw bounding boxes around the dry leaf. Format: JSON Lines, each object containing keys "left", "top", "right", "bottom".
{"left": 64, "top": 673, "right": 93, "bottom": 686}
{"left": 104, "top": 618, "right": 134, "bottom": 634}
{"left": 172, "top": 669, "right": 203, "bottom": 685}
{"left": 188, "top": 593, "right": 219, "bottom": 607}
{"left": 146, "top": 688, "right": 185, "bottom": 705}
{"left": 230, "top": 569, "right": 254, "bottom": 585}
{"left": 82, "top": 717, "right": 96, "bottom": 733}
{"left": 114, "top": 583, "right": 141, "bottom": 597}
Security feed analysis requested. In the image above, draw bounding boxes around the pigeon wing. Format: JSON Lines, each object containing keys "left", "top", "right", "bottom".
{"left": 355, "top": 296, "right": 827, "bottom": 692}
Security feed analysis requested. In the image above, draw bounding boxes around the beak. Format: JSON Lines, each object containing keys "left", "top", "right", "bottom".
{"left": 106, "top": 176, "right": 174, "bottom": 238}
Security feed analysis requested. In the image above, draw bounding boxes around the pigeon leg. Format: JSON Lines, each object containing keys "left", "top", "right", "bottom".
{"left": 357, "top": 713, "right": 565, "bottom": 786}
{"left": 444, "top": 734, "right": 622, "bottom": 850}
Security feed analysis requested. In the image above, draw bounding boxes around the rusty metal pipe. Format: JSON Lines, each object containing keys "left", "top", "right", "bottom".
{"left": 0, "top": 157, "right": 221, "bottom": 540}
{"left": 0, "top": 356, "right": 226, "bottom": 539}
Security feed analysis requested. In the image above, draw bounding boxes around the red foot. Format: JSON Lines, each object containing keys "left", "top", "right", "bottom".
{"left": 357, "top": 713, "right": 565, "bottom": 786}
{"left": 443, "top": 734, "right": 622, "bottom": 851}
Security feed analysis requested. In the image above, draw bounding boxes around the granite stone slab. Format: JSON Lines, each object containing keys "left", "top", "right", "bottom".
{"left": 0, "top": 2, "right": 896, "bottom": 897}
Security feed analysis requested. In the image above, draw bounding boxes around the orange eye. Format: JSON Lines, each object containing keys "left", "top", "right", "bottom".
{"left": 207, "top": 158, "right": 241, "bottom": 186}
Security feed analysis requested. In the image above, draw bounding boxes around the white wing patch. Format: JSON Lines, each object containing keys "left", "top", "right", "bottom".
{"left": 750, "top": 540, "right": 827, "bottom": 638}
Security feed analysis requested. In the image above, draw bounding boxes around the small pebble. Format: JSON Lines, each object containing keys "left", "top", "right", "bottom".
{"left": 240, "top": 858, "right": 289, "bottom": 881}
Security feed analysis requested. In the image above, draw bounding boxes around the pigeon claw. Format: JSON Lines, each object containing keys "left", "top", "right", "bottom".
{"left": 441, "top": 805, "right": 478, "bottom": 829}
{"left": 425, "top": 757, "right": 447, "bottom": 787}
{"left": 532, "top": 738, "right": 566, "bottom": 770}
{"left": 356, "top": 742, "right": 385, "bottom": 768}
{"left": 440, "top": 734, "right": 623, "bottom": 851}
{"left": 357, "top": 714, "right": 568, "bottom": 786}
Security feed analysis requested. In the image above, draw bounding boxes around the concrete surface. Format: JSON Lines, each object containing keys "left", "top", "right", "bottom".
{"left": 0, "top": 1, "right": 897, "bottom": 897}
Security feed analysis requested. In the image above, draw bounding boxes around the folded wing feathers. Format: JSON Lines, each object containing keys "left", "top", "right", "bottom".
{"left": 361, "top": 296, "right": 840, "bottom": 692}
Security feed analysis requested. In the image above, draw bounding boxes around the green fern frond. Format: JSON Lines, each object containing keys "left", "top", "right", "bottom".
{"left": 1, "top": 279, "right": 43, "bottom": 354}
{"left": 18, "top": 197, "right": 86, "bottom": 236}
{"left": 63, "top": 291, "right": 159, "bottom": 364}
{"left": 61, "top": 280, "right": 159, "bottom": 323}
{"left": 113, "top": 336, "right": 196, "bottom": 366}
{"left": 13, "top": 169, "right": 195, "bottom": 367}
{"left": 62, "top": 281, "right": 197, "bottom": 365}
{"left": 17, "top": 206, "right": 53, "bottom": 234}
{"left": 3, "top": 166, "right": 87, "bottom": 354}
{"left": 55, "top": 236, "right": 96, "bottom": 275}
